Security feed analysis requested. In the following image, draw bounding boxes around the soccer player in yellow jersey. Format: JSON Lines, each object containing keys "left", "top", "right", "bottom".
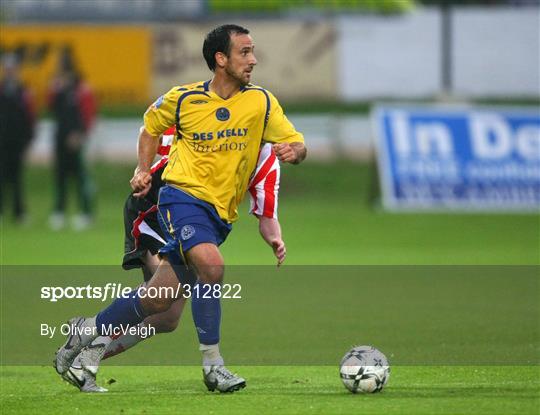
{"left": 55, "top": 24, "right": 306, "bottom": 393}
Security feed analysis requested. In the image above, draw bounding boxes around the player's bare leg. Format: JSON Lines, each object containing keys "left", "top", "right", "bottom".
{"left": 141, "top": 250, "right": 159, "bottom": 281}
{"left": 65, "top": 252, "right": 187, "bottom": 392}
{"left": 186, "top": 243, "right": 246, "bottom": 393}
{"left": 96, "top": 252, "right": 186, "bottom": 359}
{"left": 55, "top": 256, "right": 182, "bottom": 385}
{"left": 139, "top": 256, "right": 181, "bottom": 313}
{"left": 67, "top": 304, "right": 186, "bottom": 391}
{"left": 103, "top": 297, "right": 185, "bottom": 359}
{"left": 63, "top": 296, "right": 187, "bottom": 392}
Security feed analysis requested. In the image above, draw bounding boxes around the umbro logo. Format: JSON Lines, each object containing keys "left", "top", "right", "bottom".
{"left": 191, "top": 100, "right": 208, "bottom": 105}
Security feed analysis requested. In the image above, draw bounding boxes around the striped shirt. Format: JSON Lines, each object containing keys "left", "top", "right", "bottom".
{"left": 247, "top": 142, "right": 280, "bottom": 219}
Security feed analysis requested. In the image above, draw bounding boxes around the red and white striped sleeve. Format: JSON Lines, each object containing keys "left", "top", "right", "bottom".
{"left": 150, "top": 126, "right": 174, "bottom": 174}
{"left": 248, "top": 143, "right": 280, "bottom": 219}
{"left": 157, "top": 126, "right": 175, "bottom": 156}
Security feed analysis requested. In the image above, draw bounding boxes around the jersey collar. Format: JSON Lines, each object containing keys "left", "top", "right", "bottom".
{"left": 203, "top": 79, "right": 251, "bottom": 95}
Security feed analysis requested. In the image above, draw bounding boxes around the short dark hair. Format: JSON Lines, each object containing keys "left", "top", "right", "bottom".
{"left": 203, "top": 24, "right": 250, "bottom": 72}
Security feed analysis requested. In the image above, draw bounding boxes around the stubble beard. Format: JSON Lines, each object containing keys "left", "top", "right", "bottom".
{"left": 225, "top": 65, "right": 250, "bottom": 87}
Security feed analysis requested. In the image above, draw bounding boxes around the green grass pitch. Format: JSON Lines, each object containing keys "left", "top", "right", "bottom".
{"left": 1, "top": 161, "right": 539, "bottom": 414}
{"left": 2, "top": 366, "right": 539, "bottom": 415}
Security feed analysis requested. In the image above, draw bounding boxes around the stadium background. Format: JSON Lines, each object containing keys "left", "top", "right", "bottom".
{"left": 1, "top": 1, "right": 539, "bottom": 414}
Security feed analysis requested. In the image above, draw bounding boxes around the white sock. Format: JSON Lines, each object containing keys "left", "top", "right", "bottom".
{"left": 200, "top": 343, "right": 224, "bottom": 367}
{"left": 71, "top": 331, "right": 113, "bottom": 371}
{"left": 103, "top": 322, "right": 152, "bottom": 360}
{"left": 72, "top": 354, "right": 82, "bottom": 369}
{"left": 82, "top": 335, "right": 114, "bottom": 374}
{"left": 91, "top": 335, "right": 114, "bottom": 349}
{"left": 78, "top": 316, "right": 98, "bottom": 345}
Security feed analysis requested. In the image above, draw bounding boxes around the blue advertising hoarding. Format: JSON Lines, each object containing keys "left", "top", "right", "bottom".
{"left": 374, "top": 106, "right": 540, "bottom": 211}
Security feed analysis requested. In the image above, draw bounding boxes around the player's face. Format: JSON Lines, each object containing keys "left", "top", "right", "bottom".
{"left": 225, "top": 33, "right": 257, "bottom": 86}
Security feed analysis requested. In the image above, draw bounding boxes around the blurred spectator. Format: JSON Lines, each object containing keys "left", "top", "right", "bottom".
{"left": 0, "top": 53, "right": 36, "bottom": 224}
{"left": 48, "top": 48, "right": 97, "bottom": 231}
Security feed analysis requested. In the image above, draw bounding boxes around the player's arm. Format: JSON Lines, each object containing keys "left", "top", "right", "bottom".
{"left": 249, "top": 144, "right": 286, "bottom": 265}
{"left": 131, "top": 127, "right": 160, "bottom": 197}
{"left": 273, "top": 142, "right": 306, "bottom": 164}
{"left": 264, "top": 92, "right": 307, "bottom": 165}
{"left": 257, "top": 215, "right": 286, "bottom": 266}
{"left": 131, "top": 89, "right": 178, "bottom": 197}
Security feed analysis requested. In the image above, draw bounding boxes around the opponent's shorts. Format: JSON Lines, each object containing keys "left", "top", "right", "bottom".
{"left": 157, "top": 185, "right": 232, "bottom": 266}
{"left": 122, "top": 194, "right": 165, "bottom": 270}
{"left": 122, "top": 193, "right": 195, "bottom": 285}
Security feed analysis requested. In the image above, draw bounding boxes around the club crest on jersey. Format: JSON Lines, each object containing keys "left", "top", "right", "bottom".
{"left": 181, "top": 225, "right": 196, "bottom": 241}
{"left": 216, "top": 107, "right": 230, "bottom": 121}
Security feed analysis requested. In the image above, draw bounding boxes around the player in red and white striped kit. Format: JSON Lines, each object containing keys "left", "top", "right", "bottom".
{"left": 122, "top": 127, "right": 285, "bottom": 276}
{"left": 63, "top": 127, "right": 286, "bottom": 392}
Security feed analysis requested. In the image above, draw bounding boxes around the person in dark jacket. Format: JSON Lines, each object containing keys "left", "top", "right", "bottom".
{"left": 48, "top": 51, "right": 97, "bottom": 230}
{"left": 0, "top": 54, "right": 35, "bottom": 224}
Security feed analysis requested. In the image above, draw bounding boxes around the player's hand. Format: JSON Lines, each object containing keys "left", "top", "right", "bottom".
{"left": 130, "top": 169, "right": 152, "bottom": 198}
{"left": 271, "top": 239, "right": 286, "bottom": 267}
{"left": 273, "top": 143, "right": 298, "bottom": 164}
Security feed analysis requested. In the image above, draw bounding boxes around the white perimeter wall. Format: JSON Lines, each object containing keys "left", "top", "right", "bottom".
{"left": 28, "top": 116, "right": 374, "bottom": 163}
{"left": 338, "top": 10, "right": 442, "bottom": 100}
{"left": 453, "top": 7, "right": 540, "bottom": 97}
{"left": 338, "top": 6, "right": 540, "bottom": 99}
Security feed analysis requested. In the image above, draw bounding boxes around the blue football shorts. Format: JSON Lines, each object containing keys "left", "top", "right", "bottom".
{"left": 157, "top": 185, "right": 232, "bottom": 266}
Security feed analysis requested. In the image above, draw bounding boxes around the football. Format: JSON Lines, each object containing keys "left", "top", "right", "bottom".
{"left": 339, "top": 345, "right": 390, "bottom": 393}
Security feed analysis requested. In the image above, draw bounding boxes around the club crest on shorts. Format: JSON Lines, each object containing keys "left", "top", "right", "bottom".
{"left": 181, "top": 225, "right": 196, "bottom": 241}
{"left": 216, "top": 107, "right": 230, "bottom": 121}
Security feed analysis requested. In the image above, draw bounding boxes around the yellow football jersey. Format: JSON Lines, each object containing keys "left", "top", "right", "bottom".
{"left": 144, "top": 80, "right": 304, "bottom": 223}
